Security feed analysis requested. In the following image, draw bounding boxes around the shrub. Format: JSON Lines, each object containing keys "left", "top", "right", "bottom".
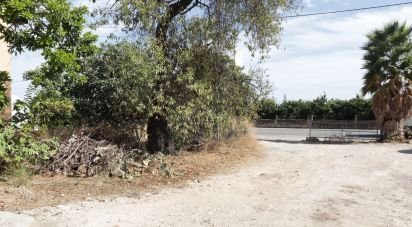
{"left": 0, "top": 122, "right": 58, "bottom": 173}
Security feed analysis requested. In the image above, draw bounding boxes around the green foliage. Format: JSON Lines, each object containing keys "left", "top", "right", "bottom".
{"left": 1, "top": 0, "right": 98, "bottom": 127}
{"left": 257, "top": 95, "right": 374, "bottom": 120}
{"left": 102, "top": 0, "right": 297, "bottom": 55}
{"left": 0, "top": 71, "right": 10, "bottom": 112}
{"left": 276, "top": 100, "right": 312, "bottom": 119}
{"left": 0, "top": 0, "right": 92, "bottom": 173}
{"left": 1, "top": 0, "right": 299, "bottom": 158}
{"left": 0, "top": 0, "right": 96, "bottom": 54}
{"left": 328, "top": 96, "right": 374, "bottom": 120}
{"left": 258, "top": 98, "right": 277, "bottom": 119}
{"left": 166, "top": 47, "right": 262, "bottom": 146}
{"left": 70, "top": 42, "right": 159, "bottom": 128}
{"left": 84, "top": 0, "right": 297, "bottom": 152}
{"left": 310, "top": 93, "right": 330, "bottom": 119}
{"left": 0, "top": 122, "right": 58, "bottom": 173}
{"left": 68, "top": 42, "right": 264, "bottom": 148}
{"left": 362, "top": 21, "right": 412, "bottom": 96}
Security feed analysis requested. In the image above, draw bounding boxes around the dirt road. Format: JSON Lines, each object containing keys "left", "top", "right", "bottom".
{"left": 2, "top": 141, "right": 412, "bottom": 226}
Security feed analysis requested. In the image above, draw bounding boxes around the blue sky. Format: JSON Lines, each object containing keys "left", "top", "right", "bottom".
{"left": 10, "top": 0, "right": 412, "bottom": 102}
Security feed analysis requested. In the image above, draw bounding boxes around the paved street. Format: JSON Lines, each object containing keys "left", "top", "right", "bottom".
{"left": 253, "top": 127, "right": 379, "bottom": 142}
{"left": 253, "top": 127, "right": 310, "bottom": 141}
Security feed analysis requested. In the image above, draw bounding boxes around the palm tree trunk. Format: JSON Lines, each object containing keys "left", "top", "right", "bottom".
{"left": 381, "top": 119, "right": 404, "bottom": 139}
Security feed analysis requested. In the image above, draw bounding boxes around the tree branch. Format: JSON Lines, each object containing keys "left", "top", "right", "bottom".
{"left": 198, "top": 1, "right": 211, "bottom": 20}
{"left": 155, "top": 0, "right": 195, "bottom": 49}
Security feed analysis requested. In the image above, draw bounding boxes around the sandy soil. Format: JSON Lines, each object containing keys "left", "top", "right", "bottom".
{"left": 2, "top": 141, "right": 412, "bottom": 226}
{"left": 0, "top": 136, "right": 261, "bottom": 211}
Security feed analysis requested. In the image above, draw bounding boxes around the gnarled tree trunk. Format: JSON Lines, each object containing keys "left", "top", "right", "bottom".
{"left": 147, "top": 114, "right": 174, "bottom": 153}
{"left": 146, "top": 0, "right": 194, "bottom": 153}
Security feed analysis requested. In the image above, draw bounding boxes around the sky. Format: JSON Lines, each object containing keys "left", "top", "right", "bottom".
{"left": 10, "top": 0, "right": 412, "bottom": 102}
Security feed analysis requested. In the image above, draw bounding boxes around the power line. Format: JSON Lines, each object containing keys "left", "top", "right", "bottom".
{"left": 282, "top": 1, "right": 412, "bottom": 18}
{"left": 97, "top": 2, "right": 412, "bottom": 29}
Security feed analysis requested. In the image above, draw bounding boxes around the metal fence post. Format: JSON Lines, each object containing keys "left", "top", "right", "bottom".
{"left": 354, "top": 115, "right": 358, "bottom": 129}
{"left": 308, "top": 115, "right": 313, "bottom": 138}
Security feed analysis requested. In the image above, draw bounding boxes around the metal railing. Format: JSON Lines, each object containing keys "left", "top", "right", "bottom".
{"left": 308, "top": 120, "right": 380, "bottom": 141}
{"left": 255, "top": 118, "right": 380, "bottom": 141}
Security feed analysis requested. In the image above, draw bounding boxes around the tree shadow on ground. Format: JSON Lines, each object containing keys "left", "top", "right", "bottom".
{"left": 258, "top": 139, "right": 367, "bottom": 145}
{"left": 258, "top": 139, "right": 308, "bottom": 144}
{"left": 398, "top": 149, "right": 412, "bottom": 154}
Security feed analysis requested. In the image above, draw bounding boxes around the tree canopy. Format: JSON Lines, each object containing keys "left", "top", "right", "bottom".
{"left": 0, "top": 0, "right": 97, "bottom": 127}
{"left": 0, "top": 0, "right": 97, "bottom": 172}
{"left": 102, "top": 0, "right": 297, "bottom": 54}
{"left": 257, "top": 95, "right": 374, "bottom": 121}
{"left": 90, "top": 0, "right": 298, "bottom": 152}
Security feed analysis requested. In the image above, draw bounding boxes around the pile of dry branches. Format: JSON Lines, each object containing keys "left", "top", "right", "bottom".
{"left": 45, "top": 135, "right": 119, "bottom": 177}
{"left": 43, "top": 134, "right": 172, "bottom": 178}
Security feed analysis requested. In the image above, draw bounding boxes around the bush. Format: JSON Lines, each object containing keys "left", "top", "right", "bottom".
{"left": 0, "top": 71, "right": 10, "bottom": 111}
{"left": 67, "top": 44, "right": 263, "bottom": 150}
{"left": 0, "top": 122, "right": 58, "bottom": 173}
{"left": 257, "top": 98, "right": 277, "bottom": 119}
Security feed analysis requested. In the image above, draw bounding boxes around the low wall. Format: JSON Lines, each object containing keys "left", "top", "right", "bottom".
{"left": 255, "top": 119, "right": 311, "bottom": 128}
{"left": 311, "top": 120, "right": 377, "bottom": 130}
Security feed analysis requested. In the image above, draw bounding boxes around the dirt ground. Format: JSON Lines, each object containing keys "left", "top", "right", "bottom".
{"left": 0, "top": 136, "right": 262, "bottom": 212}
{"left": 2, "top": 140, "right": 412, "bottom": 226}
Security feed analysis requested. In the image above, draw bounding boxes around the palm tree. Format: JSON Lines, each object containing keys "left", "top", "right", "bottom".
{"left": 362, "top": 21, "right": 412, "bottom": 140}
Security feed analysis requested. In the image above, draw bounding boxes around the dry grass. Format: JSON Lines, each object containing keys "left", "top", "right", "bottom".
{"left": 0, "top": 135, "right": 263, "bottom": 211}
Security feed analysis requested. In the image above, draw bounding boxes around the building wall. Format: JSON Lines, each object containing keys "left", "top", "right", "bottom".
{"left": 0, "top": 36, "right": 11, "bottom": 120}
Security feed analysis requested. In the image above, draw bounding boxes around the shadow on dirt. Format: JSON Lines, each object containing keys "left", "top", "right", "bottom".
{"left": 398, "top": 149, "right": 412, "bottom": 154}
{"left": 258, "top": 139, "right": 308, "bottom": 144}
{"left": 258, "top": 139, "right": 372, "bottom": 145}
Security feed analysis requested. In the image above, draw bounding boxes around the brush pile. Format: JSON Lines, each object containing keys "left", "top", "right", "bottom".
{"left": 43, "top": 134, "right": 172, "bottom": 178}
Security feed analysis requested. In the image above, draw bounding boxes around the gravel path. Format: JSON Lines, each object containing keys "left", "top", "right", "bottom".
{"left": 2, "top": 141, "right": 412, "bottom": 227}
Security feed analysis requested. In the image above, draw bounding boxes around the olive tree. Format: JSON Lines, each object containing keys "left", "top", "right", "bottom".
{"left": 94, "top": 0, "right": 298, "bottom": 152}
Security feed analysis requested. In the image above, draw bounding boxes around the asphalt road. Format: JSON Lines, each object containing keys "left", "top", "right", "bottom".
{"left": 253, "top": 128, "right": 309, "bottom": 141}
{"left": 253, "top": 127, "right": 380, "bottom": 142}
